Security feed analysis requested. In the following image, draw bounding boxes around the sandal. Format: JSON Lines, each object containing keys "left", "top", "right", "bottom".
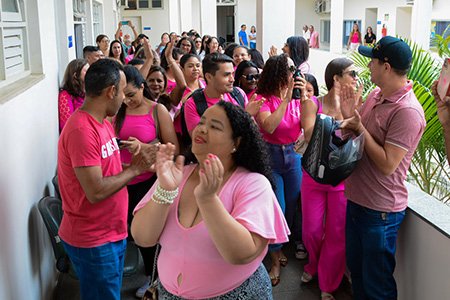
{"left": 279, "top": 256, "right": 288, "bottom": 267}
{"left": 269, "top": 273, "right": 280, "bottom": 287}
{"left": 321, "top": 291, "right": 335, "bottom": 300}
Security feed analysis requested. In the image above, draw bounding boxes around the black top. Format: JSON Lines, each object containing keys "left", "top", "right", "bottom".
{"left": 364, "top": 33, "right": 376, "bottom": 45}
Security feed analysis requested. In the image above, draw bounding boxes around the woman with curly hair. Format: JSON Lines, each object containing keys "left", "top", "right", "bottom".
{"left": 58, "top": 58, "right": 89, "bottom": 132}
{"left": 132, "top": 101, "right": 289, "bottom": 299}
{"left": 256, "top": 54, "right": 303, "bottom": 286}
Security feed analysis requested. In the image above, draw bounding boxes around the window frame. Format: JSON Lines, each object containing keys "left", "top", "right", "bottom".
{"left": 123, "top": 0, "right": 163, "bottom": 10}
{"left": 0, "top": 0, "right": 30, "bottom": 86}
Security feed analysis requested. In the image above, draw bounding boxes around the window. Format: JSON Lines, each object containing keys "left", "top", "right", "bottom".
{"left": 92, "top": 1, "right": 102, "bottom": 39}
{"left": 73, "top": 0, "right": 86, "bottom": 58}
{"left": 124, "top": 0, "right": 163, "bottom": 9}
{"left": 321, "top": 20, "right": 331, "bottom": 44}
{"left": 0, "top": 0, "right": 29, "bottom": 81}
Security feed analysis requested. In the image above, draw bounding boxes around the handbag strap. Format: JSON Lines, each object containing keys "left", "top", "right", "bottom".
{"left": 150, "top": 244, "right": 160, "bottom": 284}
{"left": 152, "top": 103, "right": 161, "bottom": 141}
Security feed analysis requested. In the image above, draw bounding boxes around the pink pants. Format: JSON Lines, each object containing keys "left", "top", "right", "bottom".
{"left": 301, "top": 172, "right": 347, "bottom": 293}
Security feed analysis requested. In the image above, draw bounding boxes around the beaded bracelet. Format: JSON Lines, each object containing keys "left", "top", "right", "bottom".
{"left": 153, "top": 184, "right": 179, "bottom": 203}
{"left": 151, "top": 194, "right": 173, "bottom": 205}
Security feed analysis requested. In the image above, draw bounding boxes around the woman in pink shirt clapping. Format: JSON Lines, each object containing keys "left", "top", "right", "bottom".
{"left": 132, "top": 101, "right": 289, "bottom": 299}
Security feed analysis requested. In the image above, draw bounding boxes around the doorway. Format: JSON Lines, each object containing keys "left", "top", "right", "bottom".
{"left": 217, "top": 5, "right": 235, "bottom": 45}
{"left": 343, "top": 20, "right": 362, "bottom": 47}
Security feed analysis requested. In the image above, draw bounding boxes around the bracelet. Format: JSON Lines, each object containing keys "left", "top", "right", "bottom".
{"left": 151, "top": 194, "right": 173, "bottom": 205}
{"left": 153, "top": 184, "right": 178, "bottom": 203}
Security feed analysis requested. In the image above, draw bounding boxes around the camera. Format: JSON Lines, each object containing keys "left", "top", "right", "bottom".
{"left": 292, "top": 69, "right": 303, "bottom": 99}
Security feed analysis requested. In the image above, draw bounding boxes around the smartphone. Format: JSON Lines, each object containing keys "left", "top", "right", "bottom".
{"left": 121, "top": 21, "right": 129, "bottom": 25}
{"left": 437, "top": 58, "right": 450, "bottom": 100}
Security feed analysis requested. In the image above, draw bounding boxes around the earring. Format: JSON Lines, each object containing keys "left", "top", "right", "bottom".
{"left": 231, "top": 147, "right": 237, "bottom": 153}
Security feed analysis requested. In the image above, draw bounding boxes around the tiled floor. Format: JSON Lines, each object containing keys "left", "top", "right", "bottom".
{"left": 55, "top": 243, "right": 353, "bottom": 300}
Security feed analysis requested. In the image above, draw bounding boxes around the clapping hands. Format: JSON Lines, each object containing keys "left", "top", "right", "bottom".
{"left": 194, "top": 154, "right": 224, "bottom": 203}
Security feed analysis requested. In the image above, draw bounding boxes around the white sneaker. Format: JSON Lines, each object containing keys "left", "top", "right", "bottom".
{"left": 135, "top": 277, "right": 151, "bottom": 298}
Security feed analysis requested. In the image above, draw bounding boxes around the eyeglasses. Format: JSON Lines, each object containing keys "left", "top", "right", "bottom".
{"left": 195, "top": 40, "right": 202, "bottom": 44}
{"left": 342, "top": 70, "right": 358, "bottom": 78}
{"left": 242, "top": 74, "right": 260, "bottom": 81}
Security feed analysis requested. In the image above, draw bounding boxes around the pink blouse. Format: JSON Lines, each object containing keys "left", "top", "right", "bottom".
{"left": 134, "top": 164, "right": 290, "bottom": 298}
{"left": 58, "top": 89, "right": 84, "bottom": 132}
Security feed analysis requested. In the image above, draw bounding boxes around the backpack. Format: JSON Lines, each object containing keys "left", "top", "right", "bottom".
{"left": 180, "top": 87, "right": 245, "bottom": 150}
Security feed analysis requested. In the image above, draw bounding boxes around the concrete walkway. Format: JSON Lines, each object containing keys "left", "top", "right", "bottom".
{"left": 56, "top": 243, "right": 353, "bottom": 300}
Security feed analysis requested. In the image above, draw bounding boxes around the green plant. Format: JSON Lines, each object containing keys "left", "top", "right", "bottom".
{"left": 349, "top": 40, "right": 450, "bottom": 204}
{"left": 431, "top": 25, "right": 450, "bottom": 58}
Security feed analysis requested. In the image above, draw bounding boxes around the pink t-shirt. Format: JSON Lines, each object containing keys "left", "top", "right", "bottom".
{"left": 114, "top": 106, "right": 158, "bottom": 185}
{"left": 166, "top": 78, "right": 177, "bottom": 94}
{"left": 258, "top": 95, "right": 302, "bottom": 145}
{"left": 309, "top": 31, "right": 320, "bottom": 48}
{"left": 134, "top": 164, "right": 289, "bottom": 299}
{"left": 58, "top": 110, "right": 128, "bottom": 248}
{"left": 58, "top": 89, "right": 84, "bottom": 132}
{"left": 184, "top": 87, "right": 248, "bottom": 132}
{"left": 345, "top": 82, "right": 426, "bottom": 212}
{"left": 350, "top": 32, "right": 360, "bottom": 43}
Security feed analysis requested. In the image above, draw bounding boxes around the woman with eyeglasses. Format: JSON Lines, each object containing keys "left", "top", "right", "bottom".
{"left": 96, "top": 34, "right": 110, "bottom": 57}
{"left": 194, "top": 37, "right": 203, "bottom": 56}
{"left": 255, "top": 54, "right": 303, "bottom": 287}
{"left": 298, "top": 58, "right": 358, "bottom": 300}
{"left": 176, "top": 37, "right": 196, "bottom": 55}
{"left": 234, "top": 60, "right": 260, "bottom": 99}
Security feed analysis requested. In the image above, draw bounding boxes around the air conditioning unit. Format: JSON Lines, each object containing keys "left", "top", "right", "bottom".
{"left": 315, "top": 0, "right": 331, "bottom": 14}
{"left": 406, "top": 0, "right": 414, "bottom": 5}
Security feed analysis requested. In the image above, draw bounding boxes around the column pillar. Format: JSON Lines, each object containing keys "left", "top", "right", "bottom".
{"left": 256, "top": 0, "right": 296, "bottom": 60}
{"left": 168, "top": 0, "right": 181, "bottom": 34}
{"left": 329, "top": 0, "right": 344, "bottom": 53}
{"left": 411, "top": 0, "right": 433, "bottom": 50}
{"left": 180, "top": 0, "right": 193, "bottom": 32}
{"left": 199, "top": 0, "right": 217, "bottom": 37}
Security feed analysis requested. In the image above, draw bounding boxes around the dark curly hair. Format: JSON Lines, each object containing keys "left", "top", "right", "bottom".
{"left": 256, "top": 54, "right": 290, "bottom": 97}
{"left": 184, "top": 101, "right": 275, "bottom": 189}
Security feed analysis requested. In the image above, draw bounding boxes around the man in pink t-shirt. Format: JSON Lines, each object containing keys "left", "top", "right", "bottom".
{"left": 183, "top": 53, "right": 249, "bottom": 135}
{"left": 340, "top": 37, "right": 425, "bottom": 300}
{"left": 58, "top": 59, "right": 151, "bottom": 300}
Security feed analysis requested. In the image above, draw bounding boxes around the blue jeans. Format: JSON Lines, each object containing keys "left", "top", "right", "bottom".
{"left": 346, "top": 200, "right": 405, "bottom": 300}
{"left": 62, "top": 239, "right": 127, "bottom": 300}
{"left": 267, "top": 143, "right": 302, "bottom": 251}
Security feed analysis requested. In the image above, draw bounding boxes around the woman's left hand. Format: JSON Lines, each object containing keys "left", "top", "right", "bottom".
{"left": 194, "top": 154, "right": 224, "bottom": 203}
{"left": 121, "top": 137, "right": 143, "bottom": 155}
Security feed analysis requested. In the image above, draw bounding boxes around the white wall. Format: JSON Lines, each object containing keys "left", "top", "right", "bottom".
{"left": 257, "top": 0, "right": 296, "bottom": 61}
{"left": 431, "top": 0, "right": 450, "bottom": 20}
{"left": 295, "top": 0, "right": 321, "bottom": 37}
{"left": 122, "top": 7, "right": 171, "bottom": 45}
{"left": 396, "top": 184, "right": 450, "bottom": 300}
{"left": 0, "top": 0, "right": 61, "bottom": 298}
{"left": 396, "top": 6, "right": 412, "bottom": 39}
{"left": 199, "top": 0, "right": 217, "bottom": 37}
{"left": 191, "top": 0, "right": 201, "bottom": 34}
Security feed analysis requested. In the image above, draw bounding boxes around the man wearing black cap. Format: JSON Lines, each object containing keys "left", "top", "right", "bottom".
{"left": 340, "top": 36, "right": 426, "bottom": 300}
